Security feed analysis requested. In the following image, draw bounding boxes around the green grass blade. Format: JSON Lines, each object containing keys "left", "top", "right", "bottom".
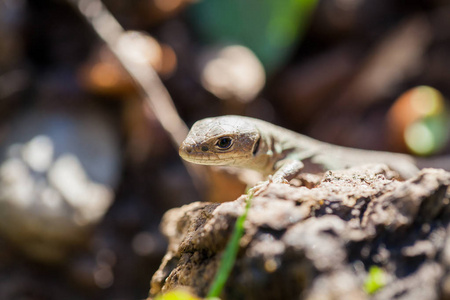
{"left": 207, "top": 190, "right": 254, "bottom": 298}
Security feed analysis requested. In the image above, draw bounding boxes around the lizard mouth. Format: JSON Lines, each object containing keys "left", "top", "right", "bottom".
{"left": 179, "top": 151, "right": 237, "bottom": 165}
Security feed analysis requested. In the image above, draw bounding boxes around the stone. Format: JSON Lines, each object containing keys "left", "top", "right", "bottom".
{"left": 150, "top": 164, "right": 450, "bottom": 300}
{"left": 0, "top": 107, "right": 121, "bottom": 262}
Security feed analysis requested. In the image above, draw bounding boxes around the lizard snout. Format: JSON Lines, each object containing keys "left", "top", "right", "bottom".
{"left": 179, "top": 143, "right": 193, "bottom": 154}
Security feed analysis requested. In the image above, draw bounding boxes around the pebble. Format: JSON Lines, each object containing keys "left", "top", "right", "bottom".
{"left": 0, "top": 107, "right": 121, "bottom": 262}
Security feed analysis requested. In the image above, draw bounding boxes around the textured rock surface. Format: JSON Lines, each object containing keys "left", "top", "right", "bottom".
{"left": 150, "top": 164, "right": 450, "bottom": 300}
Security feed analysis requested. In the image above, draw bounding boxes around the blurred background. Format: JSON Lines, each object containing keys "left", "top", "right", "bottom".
{"left": 1, "top": 0, "right": 450, "bottom": 299}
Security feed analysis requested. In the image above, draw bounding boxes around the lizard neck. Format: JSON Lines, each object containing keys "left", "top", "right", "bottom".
{"left": 249, "top": 122, "right": 313, "bottom": 175}
{"left": 247, "top": 118, "right": 329, "bottom": 175}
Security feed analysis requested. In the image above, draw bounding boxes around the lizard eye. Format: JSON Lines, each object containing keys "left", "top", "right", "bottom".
{"left": 216, "top": 137, "right": 233, "bottom": 150}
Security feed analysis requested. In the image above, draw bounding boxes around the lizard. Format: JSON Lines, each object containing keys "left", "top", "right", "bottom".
{"left": 179, "top": 115, "right": 448, "bottom": 184}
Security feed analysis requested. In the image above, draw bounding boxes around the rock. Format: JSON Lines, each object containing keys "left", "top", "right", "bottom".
{"left": 150, "top": 164, "right": 450, "bottom": 299}
{"left": 0, "top": 107, "right": 121, "bottom": 262}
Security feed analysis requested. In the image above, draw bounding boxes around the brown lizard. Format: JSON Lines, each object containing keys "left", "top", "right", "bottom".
{"left": 179, "top": 115, "right": 448, "bottom": 183}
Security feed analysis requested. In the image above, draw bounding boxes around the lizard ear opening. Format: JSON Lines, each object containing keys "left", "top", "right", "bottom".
{"left": 252, "top": 137, "right": 260, "bottom": 156}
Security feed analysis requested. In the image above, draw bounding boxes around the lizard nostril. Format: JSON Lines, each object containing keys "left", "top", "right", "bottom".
{"left": 185, "top": 146, "right": 193, "bottom": 153}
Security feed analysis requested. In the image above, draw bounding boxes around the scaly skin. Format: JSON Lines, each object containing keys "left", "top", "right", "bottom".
{"left": 179, "top": 115, "right": 421, "bottom": 182}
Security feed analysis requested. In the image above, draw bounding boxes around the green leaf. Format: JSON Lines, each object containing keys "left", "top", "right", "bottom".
{"left": 155, "top": 289, "right": 201, "bottom": 300}
{"left": 364, "top": 266, "right": 387, "bottom": 295}
{"left": 189, "top": 0, "right": 318, "bottom": 72}
{"left": 405, "top": 115, "right": 450, "bottom": 156}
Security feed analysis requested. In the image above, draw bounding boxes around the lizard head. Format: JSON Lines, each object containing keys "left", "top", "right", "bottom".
{"left": 179, "top": 116, "right": 261, "bottom": 166}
